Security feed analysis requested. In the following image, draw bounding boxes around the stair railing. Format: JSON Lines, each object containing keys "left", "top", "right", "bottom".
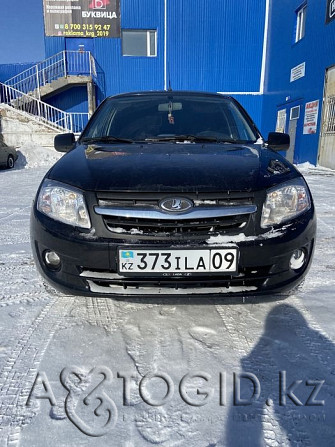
{"left": 4, "top": 51, "right": 96, "bottom": 100}
{"left": 0, "top": 82, "right": 89, "bottom": 133}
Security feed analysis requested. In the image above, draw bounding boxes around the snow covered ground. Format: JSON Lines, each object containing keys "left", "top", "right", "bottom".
{"left": 0, "top": 148, "right": 335, "bottom": 446}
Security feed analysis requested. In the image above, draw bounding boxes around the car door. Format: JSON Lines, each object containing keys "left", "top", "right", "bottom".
{"left": 0, "top": 146, "right": 8, "bottom": 165}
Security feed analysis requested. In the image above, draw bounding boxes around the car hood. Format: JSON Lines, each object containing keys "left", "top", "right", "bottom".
{"left": 48, "top": 143, "right": 294, "bottom": 192}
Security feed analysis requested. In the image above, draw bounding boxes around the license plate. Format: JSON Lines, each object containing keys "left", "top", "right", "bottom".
{"left": 118, "top": 248, "right": 238, "bottom": 276}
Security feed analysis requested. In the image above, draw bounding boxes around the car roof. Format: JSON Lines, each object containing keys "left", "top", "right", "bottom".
{"left": 108, "top": 90, "right": 233, "bottom": 100}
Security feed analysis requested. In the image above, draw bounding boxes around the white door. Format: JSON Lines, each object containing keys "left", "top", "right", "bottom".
{"left": 318, "top": 66, "right": 335, "bottom": 169}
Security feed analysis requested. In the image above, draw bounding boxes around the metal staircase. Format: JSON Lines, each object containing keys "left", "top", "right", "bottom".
{"left": 0, "top": 51, "right": 97, "bottom": 134}
{"left": 5, "top": 51, "right": 96, "bottom": 100}
{"left": 0, "top": 82, "right": 88, "bottom": 133}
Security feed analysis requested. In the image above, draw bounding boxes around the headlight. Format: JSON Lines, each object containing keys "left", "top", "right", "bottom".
{"left": 37, "top": 180, "right": 91, "bottom": 229}
{"left": 261, "top": 178, "right": 311, "bottom": 228}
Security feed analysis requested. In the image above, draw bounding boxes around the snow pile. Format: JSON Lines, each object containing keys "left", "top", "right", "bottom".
{"left": 207, "top": 227, "right": 285, "bottom": 245}
{"left": 295, "top": 162, "right": 335, "bottom": 175}
{"left": 16, "top": 143, "right": 62, "bottom": 169}
{"left": 295, "top": 162, "right": 316, "bottom": 172}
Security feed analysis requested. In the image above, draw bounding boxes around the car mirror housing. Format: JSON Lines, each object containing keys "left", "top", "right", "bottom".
{"left": 266, "top": 132, "right": 290, "bottom": 151}
{"left": 54, "top": 133, "right": 76, "bottom": 153}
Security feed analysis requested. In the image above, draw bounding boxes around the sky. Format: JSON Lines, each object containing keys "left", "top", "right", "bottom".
{"left": 0, "top": 0, "right": 45, "bottom": 64}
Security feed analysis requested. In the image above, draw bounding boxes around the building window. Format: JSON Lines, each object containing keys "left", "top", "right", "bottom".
{"left": 290, "top": 106, "right": 300, "bottom": 120}
{"left": 295, "top": 4, "right": 307, "bottom": 42}
{"left": 324, "top": 96, "right": 335, "bottom": 134}
{"left": 122, "top": 30, "right": 157, "bottom": 57}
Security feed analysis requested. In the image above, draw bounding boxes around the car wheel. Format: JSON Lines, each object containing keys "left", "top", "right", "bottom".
{"left": 7, "top": 155, "right": 14, "bottom": 169}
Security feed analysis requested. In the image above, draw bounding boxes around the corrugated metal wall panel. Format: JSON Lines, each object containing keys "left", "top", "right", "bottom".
{"left": 93, "top": 0, "right": 165, "bottom": 96}
{"left": 45, "top": 37, "right": 66, "bottom": 58}
{"left": 43, "top": 1, "right": 267, "bottom": 119}
{"left": 0, "top": 63, "right": 39, "bottom": 83}
{"left": 232, "top": 94, "right": 263, "bottom": 129}
{"left": 45, "top": 0, "right": 266, "bottom": 99}
{"left": 167, "top": 0, "right": 266, "bottom": 92}
{"left": 121, "top": 0, "right": 162, "bottom": 28}
{"left": 45, "top": 86, "right": 88, "bottom": 113}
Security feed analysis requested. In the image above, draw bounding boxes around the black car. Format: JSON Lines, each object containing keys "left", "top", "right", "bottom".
{"left": 30, "top": 91, "right": 316, "bottom": 297}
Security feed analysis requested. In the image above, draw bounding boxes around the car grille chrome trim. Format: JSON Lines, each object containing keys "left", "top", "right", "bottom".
{"left": 86, "top": 280, "right": 258, "bottom": 295}
{"left": 94, "top": 205, "right": 257, "bottom": 220}
{"left": 81, "top": 270, "right": 127, "bottom": 279}
{"left": 80, "top": 266, "right": 272, "bottom": 294}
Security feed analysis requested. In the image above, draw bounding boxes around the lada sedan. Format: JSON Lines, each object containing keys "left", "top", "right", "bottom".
{"left": 30, "top": 91, "right": 316, "bottom": 296}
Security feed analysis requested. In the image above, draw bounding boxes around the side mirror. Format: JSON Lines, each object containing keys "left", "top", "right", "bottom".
{"left": 266, "top": 132, "right": 290, "bottom": 151}
{"left": 54, "top": 133, "right": 76, "bottom": 153}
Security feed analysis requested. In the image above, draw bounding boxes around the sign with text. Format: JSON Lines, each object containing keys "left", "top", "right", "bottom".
{"left": 303, "top": 100, "right": 319, "bottom": 135}
{"left": 43, "top": 0, "right": 120, "bottom": 38}
{"left": 326, "top": 0, "right": 335, "bottom": 24}
{"left": 290, "top": 62, "right": 305, "bottom": 83}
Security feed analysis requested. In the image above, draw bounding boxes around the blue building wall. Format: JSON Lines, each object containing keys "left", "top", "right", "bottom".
{"left": 45, "top": 86, "right": 88, "bottom": 113}
{"left": 232, "top": 94, "right": 264, "bottom": 131}
{"left": 45, "top": 37, "right": 65, "bottom": 58}
{"left": 262, "top": 0, "right": 335, "bottom": 165}
{"left": 43, "top": 0, "right": 267, "bottom": 123}
{"left": 167, "top": 0, "right": 266, "bottom": 93}
{"left": 0, "top": 63, "right": 39, "bottom": 83}
{"left": 91, "top": 0, "right": 165, "bottom": 95}
{"left": 4, "top": 0, "right": 334, "bottom": 165}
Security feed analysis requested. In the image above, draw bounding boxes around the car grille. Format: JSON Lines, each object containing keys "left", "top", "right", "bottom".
{"left": 102, "top": 215, "right": 248, "bottom": 235}
{"left": 95, "top": 192, "right": 256, "bottom": 238}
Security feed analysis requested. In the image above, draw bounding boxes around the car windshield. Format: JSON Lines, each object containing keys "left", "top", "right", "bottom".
{"left": 80, "top": 94, "right": 259, "bottom": 144}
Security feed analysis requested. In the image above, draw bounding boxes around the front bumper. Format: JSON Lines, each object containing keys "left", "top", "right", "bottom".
{"left": 30, "top": 204, "right": 316, "bottom": 297}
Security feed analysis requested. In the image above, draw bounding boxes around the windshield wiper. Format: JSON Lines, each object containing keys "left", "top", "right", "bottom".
{"left": 81, "top": 136, "right": 134, "bottom": 144}
{"left": 143, "top": 135, "right": 251, "bottom": 144}
{"left": 145, "top": 135, "right": 220, "bottom": 143}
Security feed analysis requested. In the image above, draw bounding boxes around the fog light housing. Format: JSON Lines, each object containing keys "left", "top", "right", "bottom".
{"left": 44, "top": 250, "right": 61, "bottom": 270}
{"left": 290, "top": 249, "right": 306, "bottom": 271}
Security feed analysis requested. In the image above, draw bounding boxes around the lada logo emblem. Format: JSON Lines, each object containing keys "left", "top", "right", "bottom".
{"left": 159, "top": 197, "right": 193, "bottom": 213}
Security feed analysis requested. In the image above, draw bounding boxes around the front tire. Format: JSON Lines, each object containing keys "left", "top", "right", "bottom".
{"left": 7, "top": 155, "right": 14, "bottom": 169}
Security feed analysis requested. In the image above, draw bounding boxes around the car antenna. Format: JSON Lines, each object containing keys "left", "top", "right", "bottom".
{"left": 167, "top": 61, "right": 173, "bottom": 91}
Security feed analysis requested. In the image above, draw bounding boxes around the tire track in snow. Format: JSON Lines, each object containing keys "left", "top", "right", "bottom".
{"left": 0, "top": 255, "right": 48, "bottom": 307}
{"left": 82, "top": 297, "right": 157, "bottom": 335}
{"left": 0, "top": 295, "right": 74, "bottom": 447}
{"left": 0, "top": 207, "right": 31, "bottom": 223}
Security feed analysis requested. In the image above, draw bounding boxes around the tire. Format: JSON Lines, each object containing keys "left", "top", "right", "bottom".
{"left": 7, "top": 155, "right": 14, "bottom": 169}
